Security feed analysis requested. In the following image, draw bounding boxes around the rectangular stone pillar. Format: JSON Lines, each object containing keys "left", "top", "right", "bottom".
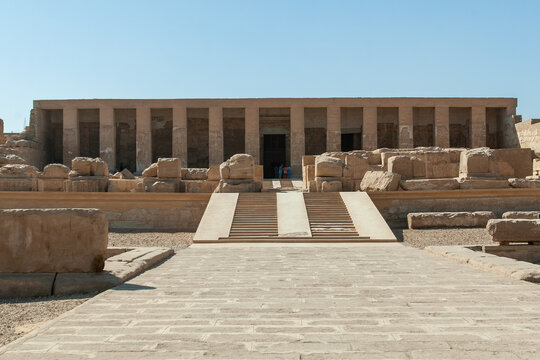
{"left": 62, "top": 107, "right": 79, "bottom": 167}
{"left": 398, "top": 106, "right": 413, "bottom": 148}
{"left": 471, "top": 106, "right": 486, "bottom": 148}
{"left": 290, "top": 106, "right": 305, "bottom": 177}
{"left": 326, "top": 106, "right": 341, "bottom": 152}
{"left": 136, "top": 106, "right": 152, "bottom": 173}
{"left": 99, "top": 106, "right": 115, "bottom": 171}
{"left": 245, "top": 106, "right": 260, "bottom": 164}
{"left": 172, "top": 106, "right": 187, "bottom": 166}
{"left": 435, "top": 106, "right": 450, "bottom": 148}
{"left": 209, "top": 106, "right": 224, "bottom": 166}
{"left": 362, "top": 106, "right": 377, "bottom": 150}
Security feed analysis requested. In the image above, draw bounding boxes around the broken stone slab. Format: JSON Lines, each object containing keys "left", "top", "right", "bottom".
{"left": 486, "top": 219, "right": 540, "bottom": 243}
{"left": 0, "top": 178, "right": 37, "bottom": 191}
{"left": 219, "top": 153, "right": 255, "bottom": 180}
{"left": 184, "top": 180, "right": 219, "bottom": 193}
{"left": 400, "top": 178, "right": 459, "bottom": 191}
{"left": 0, "top": 154, "right": 26, "bottom": 165}
{"left": 0, "top": 164, "right": 38, "bottom": 177}
{"left": 66, "top": 177, "right": 108, "bottom": 192}
{"left": 182, "top": 168, "right": 207, "bottom": 180}
{"left": 0, "top": 208, "right": 108, "bottom": 273}
{"left": 458, "top": 178, "right": 510, "bottom": 189}
{"left": 387, "top": 156, "right": 425, "bottom": 179}
{"left": 459, "top": 148, "right": 497, "bottom": 178}
{"left": 407, "top": 211, "right": 496, "bottom": 229}
{"left": 508, "top": 178, "right": 540, "bottom": 188}
{"left": 151, "top": 180, "right": 178, "bottom": 192}
{"left": 360, "top": 171, "right": 401, "bottom": 192}
{"left": 37, "top": 178, "right": 67, "bottom": 192}
{"left": 345, "top": 154, "right": 370, "bottom": 180}
{"left": 71, "top": 157, "right": 108, "bottom": 176}
{"left": 502, "top": 211, "right": 540, "bottom": 219}
{"left": 157, "top": 158, "right": 182, "bottom": 178}
{"left": 206, "top": 165, "right": 220, "bottom": 181}
{"left": 215, "top": 179, "right": 261, "bottom": 193}
{"left": 142, "top": 162, "right": 158, "bottom": 177}
{"left": 321, "top": 180, "right": 342, "bottom": 192}
{"left": 42, "top": 163, "right": 70, "bottom": 178}
{"left": 315, "top": 155, "right": 345, "bottom": 178}
{"left": 119, "top": 168, "right": 135, "bottom": 179}
{"left": 108, "top": 179, "right": 144, "bottom": 192}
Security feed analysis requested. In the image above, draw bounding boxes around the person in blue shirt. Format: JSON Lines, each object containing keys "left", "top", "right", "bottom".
{"left": 286, "top": 166, "right": 292, "bottom": 179}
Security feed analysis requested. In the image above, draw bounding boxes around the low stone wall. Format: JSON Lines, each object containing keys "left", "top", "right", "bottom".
{"left": 0, "top": 192, "right": 210, "bottom": 232}
{"left": 370, "top": 188, "right": 540, "bottom": 227}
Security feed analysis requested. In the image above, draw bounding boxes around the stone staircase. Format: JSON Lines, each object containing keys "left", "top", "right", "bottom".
{"left": 195, "top": 192, "right": 396, "bottom": 243}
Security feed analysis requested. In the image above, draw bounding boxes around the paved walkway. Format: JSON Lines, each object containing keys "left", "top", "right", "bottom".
{"left": 2, "top": 244, "right": 540, "bottom": 359}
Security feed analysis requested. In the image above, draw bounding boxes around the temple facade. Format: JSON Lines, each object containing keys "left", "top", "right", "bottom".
{"left": 30, "top": 97, "right": 519, "bottom": 176}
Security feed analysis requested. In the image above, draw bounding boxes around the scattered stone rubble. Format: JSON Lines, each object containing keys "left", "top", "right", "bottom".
{"left": 215, "top": 153, "right": 262, "bottom": 193}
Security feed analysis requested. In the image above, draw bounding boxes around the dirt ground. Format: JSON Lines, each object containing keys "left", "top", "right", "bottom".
{"left": 0, "top": 228, "right": 491, "bottom": 348}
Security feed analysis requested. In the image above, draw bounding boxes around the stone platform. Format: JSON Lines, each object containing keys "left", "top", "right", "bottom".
{"left": 2, "top": 243, "right": 540, "bottom": 359}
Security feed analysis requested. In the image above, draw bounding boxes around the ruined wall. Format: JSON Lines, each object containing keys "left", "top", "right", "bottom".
{"left": 449, "top": 107, "right": 471, "bottom": 148}
{"left": 304, "top": 107, "right": 326, "bottom": 156}
{"left": 151, "top": 108, "right": 173, "bottom": 162}
{"left": 377, "top": 107, "right": 398, "bottom": 148}
{"left": 413, "top": 107, "right": 434, "bottom": 147}
{"left": 223, "top": 108, "right": 245, "bottom": 160}
{"left": 115, "top": 109, "right": 136, "bottom": 172}
{"left": 515, "top": 119, "right": 540, "bottom": 154}
{"left": 187, "top": 108, "right": 209, "bottom": 168}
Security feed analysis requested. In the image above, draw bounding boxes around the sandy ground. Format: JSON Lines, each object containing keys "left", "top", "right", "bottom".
{"left": 0, "top": 228, "right": 490, "bottom": 348}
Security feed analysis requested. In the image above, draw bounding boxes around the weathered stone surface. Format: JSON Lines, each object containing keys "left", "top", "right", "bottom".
{"left": 459, "top": 148, "right": 496, "bottom": 178}
{"left": 206, "top": 165, "right": 220, "bottom": 181}
{"left": 215, "top": 179, "right": 261, "bottom": 193}
{"left": 42, "top": 163, "right": 70, "bottom": 178}
{"left": 388, "top": 156, "right": 414, "bottom": 178}
{"left": 360, "top": 171, "right": 401, "bottom": 192}
{"left": 142, "top": 162, "right": 158, "bottom": 177}
{"left": 0, "top": 178, "right": 37, "bottom": 191}
{"left": 184, "top": 180, "right": 219, "bottom": 193}
{"left": 71, "top": 157, "right": 93, "bottom": 176}
{"left": 37, "top": 178, "right": 67, "bottom": 192}
{"left": 345, "top": 154, "right": 370, "bottom": 180}
{"left": 0, "top": 154, "right": 26, "bottom": 165}
{"left": 157, "top": 158, "right": 182, "bottom": 178}
{"left": 408, "top": 211, "right": 496, "bottom": 229}
{"left": 486, "top": 219, "right": 540, "bottom": 243}
{"left": 67, "top": 178, "right": 108, "bottom": 192}
{"left": 502, "top": 211, "right": 540, "bottom": 219}
{"left": 0, "top": 208, "right": 108, "bottom": 273}
{"left": 220, "top": 154, "right": 255, "bottom": 180}
{"left": 458, "top": 178, "right": 510, "bottom": 189}
{"left": 108, "top": 179, "right": 144, "bottom": 192}
{"left": 400, "top": 178, "right": 459, "bottom": 191}
{"left": 151, "top": 180, "right": 177, "bottom": 192}
{"left": 0, "top": 273, "right": 55, "bottom": 298}
{"left": 0, "top": 164, "right": 38, "bottom": 177}
{"left": 302, "top": 155, "right": 316, "bottom": 166}
{"left": 119, "top": 168, "right": 135, "bottom": 179}
{"left": 495, "top": 148, "right": 533, "bottom": 178}
{"left": 321, "top": 180, "right": 342, "bottom": 192}
{"left": 508, "top": 177, "right": 540, "bottom": 188}
{"left": 315, "top": 155, "right": 345, "bottom": 177}
{"left": 91, "top": 158, "right": 109, "bottom": 176}
{"left": 182, "top": 168, "right": 207, "bottom": 180}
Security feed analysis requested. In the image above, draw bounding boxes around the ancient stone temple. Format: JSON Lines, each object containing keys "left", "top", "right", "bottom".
{"left": 26, "top": 97, "right": 519, "bottom": 175}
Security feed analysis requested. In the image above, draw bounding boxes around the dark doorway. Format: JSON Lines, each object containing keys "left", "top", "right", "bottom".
{"left": 263, "top": 134, "right": 286, "bottom": 178}
{"left": 341, "top": 133, "right": 362, "bottom": 152}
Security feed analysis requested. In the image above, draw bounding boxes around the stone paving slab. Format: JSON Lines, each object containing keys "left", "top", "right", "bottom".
{"left": 1, "top": 243, "right": 540, "bottom": 359}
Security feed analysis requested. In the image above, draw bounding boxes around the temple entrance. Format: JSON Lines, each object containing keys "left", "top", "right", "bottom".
{"left": 263, "top": 134, "right": 286, "bottom": 178}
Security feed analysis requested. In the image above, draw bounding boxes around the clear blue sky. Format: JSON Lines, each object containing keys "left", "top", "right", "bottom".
{"left": 0, "top": 0, "right": 539, "bottom": 132}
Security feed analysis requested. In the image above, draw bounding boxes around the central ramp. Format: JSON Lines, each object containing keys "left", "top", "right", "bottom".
{"left": 194, "top": 192, "right": 397, "bottom": 243}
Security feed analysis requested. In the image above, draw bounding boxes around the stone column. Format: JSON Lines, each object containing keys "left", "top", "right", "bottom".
{"left": 99, "top": 106, "right": 115, "bottom": 171}
{"left": 290, "top": 105, "right": 305, "bottom": 177}
{"left": 398, "top": 106, "right": 413, "bottom": 148}
{"left": 471, "top": 106, "right": 486, "bottom": 148}
{"left": 435, "top": 106, "right": 450, "bottom": 148}
{"left": 172, "top": 106, "right": 187, "bottom": 166}
{"left": 136, "top": 106, "right": 152, "bottom": 173}
{"left": 209, "top": 106, "right": 224, "bottom": 166}
{"left": 362, "top": 106, "right": 377, "bottom": 150}
{"left": 245, "top": 106, "right": 260, "bottom": 164}
{"left": 326, "top": 106, "right": 341, "bottom": 152}
{"left": 62, "top": 107, "right": 79, "bottom": 167}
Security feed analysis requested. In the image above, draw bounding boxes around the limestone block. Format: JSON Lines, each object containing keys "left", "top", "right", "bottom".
{"left": 0, "top": 208, "right": 108, "bottom": 273}
{"left": 367, "top": 152, "right": 381, "bottom": 165}
{"left": 119, "top": 168, "right": 135, "bottom": 179}
{"left": 185, "top": 180, "right": 219, "bottom": 193}
{"left": 0, "top": 154, "right": 26, "bottom": 165}
{"left": 345, "top": 154, "right": 370, "bottom": 180}
{"left": 448, "top": 148, "right": 466, "bottom": 163}
{"left": 67, "top": 178, "right": 108, "bottom": 192}
{"left": 314, "top": 177, "right": 341, "bottom": 192}
{"left": 38, "top": 178, "right": 67, "bottom": 192}
{"left": 408, "top": 211, "right": 496, "bottom": 229}
{"left": 182, "top": 168, "right": 207, "bottom": 180}
{"left": 342, "top": 178, "right": 353, "bottom": 191}
{"left": 486, "top": 219, "right": 540, "bottom": 243}
{"left": 306, "top": 165, "right": 315, "bottom": 182}
{"left": 424, "top": 152, "right": 453, "bottom": 178}
{"left": 308, "top": 180, "right": 317, "bottom": 192}
{"left": 508, "top": 178, "right": 540, "bottom": 188}
{"left": 91, "top": 158, "right": 109, "bottom": 176}
{"left": 400, "top": 178, "right": 459, "bottom": 191}
{"left": 412, "top": 158, "right": 426, "bottom": 178}
{"left": 206, "top": 165, "right": 221, "bottom": 181}
{"left": 254, "top": 165, "right": 263, "bottom": 183}
{"left": 360, "top": 171, "right": 401, "bottom": 192}
{"left": 215, "top": 179, "right": 261, "bottom": 193}
{"left": 388, "top": 156, "right": 413, "bottom": 179}
{"left": 108, "top": 179, "right": 144, "bottom": 192}
{"left": 321, "top": 180, "right": 342, "bottom": 192}
{"left": 380, "top": 151, "right": 400, "bottom": 170}
{"left": 459, "top": 148, "right": 496, "bottom": 178}
{"left": 157, "top": 158, "right": 182, "bottom": 178}
{"left": 0, "top": 178, "right": 37, "bottom": 191}
{"left": 323, "top": 152, "right": 346, "bottom": 162}
{"left": 42, "top": 163, "right": 70, "bottom": 178}
{"left": 315, "top": 155, "right": 345, "bottom": 177}
{"left": 142, "top": 163, "right": 158, "bottom": 177}
{"left": 502, "top": 211, "right": 540, "bottom": 219}
{"left": 151, "top": 180, "right": 177, "bottom": 193}
{"left": 0, "top": 164, "right": 38, "bottom": 178}
{"left": 495, "top": 148, "right": 533, "bottom": 178}
{"left": 498, "top": 161, "right": 515, "bottom": 177}
{"left": 72, "top": 157, "right": 93, "bottom": 176}
{"left": 220, "top": 154, "right": 255, "bottom": 180}
{"left": 458, "top": 178, "right": 510, "bottom": 189}
{"left": 0, "top": 273, "right": 55, "bottom": 298}
{"left": 302, "top": 155, "right": 316, "bottom": 166}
